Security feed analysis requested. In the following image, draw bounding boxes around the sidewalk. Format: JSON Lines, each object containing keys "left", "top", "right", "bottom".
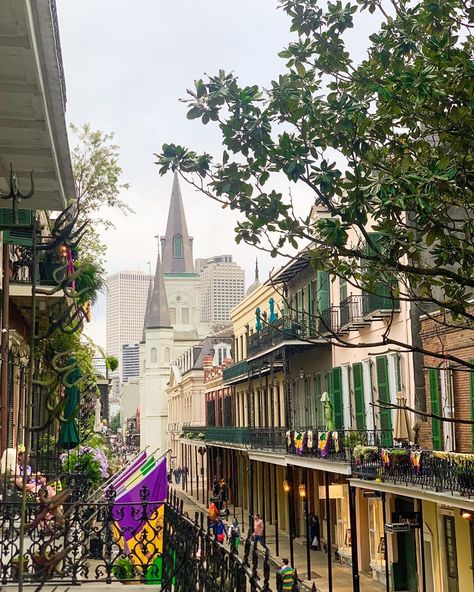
{"left": 174, "top": 486, "right": 385, "bottom": 592}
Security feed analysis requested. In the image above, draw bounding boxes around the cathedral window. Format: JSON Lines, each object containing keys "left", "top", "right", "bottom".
{"left": 173, "top": 234, "right": 183, "bottom": 258}
{"left": 182, "top": 307, "right": 189, "bottom": 324}
{"left": 170, "top": 307, "right": 176, "bottom": 324}
{"left": 164, "top": 347, "right": 171, "bottom": 363}
{"left": 151, "top": 348, "right": 157, "bottom": 363}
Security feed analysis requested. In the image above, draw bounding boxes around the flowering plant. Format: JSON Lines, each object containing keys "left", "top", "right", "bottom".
{"left": 61, "top": 445, "right": 109, "bottom": 486}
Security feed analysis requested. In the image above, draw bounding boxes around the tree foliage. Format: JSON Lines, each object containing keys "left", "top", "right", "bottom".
{"left": 156, "top": 0, "right": 474, "bottom": 366}
{"left": 70, "top": 123, "right": 132, "bottom": 270}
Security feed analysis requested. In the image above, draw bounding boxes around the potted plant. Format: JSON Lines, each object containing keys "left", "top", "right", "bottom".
{"left": 112, "top": 557, "right": 136, "bottom": 584}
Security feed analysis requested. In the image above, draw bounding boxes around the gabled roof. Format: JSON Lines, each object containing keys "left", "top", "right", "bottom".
{"left": 161, "top": 172, "right": 194, "bottom": 273}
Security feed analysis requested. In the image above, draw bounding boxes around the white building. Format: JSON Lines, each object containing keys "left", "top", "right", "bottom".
{"left": 122, "top": 342, "right": 140, "bottom": 382}
{"left": 139, "top": 173, "right": 206, "bottom": 455}
{"left": 199, "top": 255, "right": 245, "bottom": 324}
{"left": 106, "top": 271, "right": 153, "bottom": 394}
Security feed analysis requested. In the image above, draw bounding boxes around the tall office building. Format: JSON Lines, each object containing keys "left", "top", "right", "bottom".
{"left": 199, "top": 255, "right": 245, "bottom": 323}
{"left": 122, "top": 342, "right": 140, "bottom": 382}
{"left": 106, "top": 271, "right": 153, "bottom": 393}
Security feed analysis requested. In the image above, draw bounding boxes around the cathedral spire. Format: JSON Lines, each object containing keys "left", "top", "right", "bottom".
{"left": 141, "top": 278, "right": 154, "bottom": 341}
{"left": 161, "top": 172, "right": 194, "bottom": 273}
{"left": 146, "top": 248, "right": 172, "bottom": 330}
{"left": 255, "top": 258, "right": 259, "bottom": 281}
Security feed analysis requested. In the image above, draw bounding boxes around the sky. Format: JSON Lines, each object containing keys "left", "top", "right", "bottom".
{"left": 56, "top": 1, "right": 380, "bottom": 349}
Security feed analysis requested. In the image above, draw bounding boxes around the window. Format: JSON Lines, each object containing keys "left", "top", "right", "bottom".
{"left": 182, "top": 307, "right": 189, "bottom": 324}
{"left": 173, "top": 234, "right": 183, "bottom": 258}
{"left": 169, "top": 307, "right": 176, "bottom": 324}
{"left": 151, "top": 348, "right": 157, "bottom": 363}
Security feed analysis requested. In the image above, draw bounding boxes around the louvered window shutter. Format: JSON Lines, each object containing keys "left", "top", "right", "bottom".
{"left": 429, "top": 368, "right": 442, "bottom": 450}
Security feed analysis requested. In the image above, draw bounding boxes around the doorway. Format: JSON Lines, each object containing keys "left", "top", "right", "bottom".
{"left": 443, "top": 515, "right": 459, "bottom": 592}
{"left": 393, "top": 498, "right": 418, "bottom": 592}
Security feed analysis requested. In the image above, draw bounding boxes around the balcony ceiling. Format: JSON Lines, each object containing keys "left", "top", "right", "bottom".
{"left": 0, "top": 0, "right": 74, "bottom": 212}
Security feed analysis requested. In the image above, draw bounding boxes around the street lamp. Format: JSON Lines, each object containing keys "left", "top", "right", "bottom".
{"left": 283, "top": 479, "right": 291, "bottom": 493}
{"left": 198, "top": 446, "right": 206, "bottom": 505}
{"left": 298, "top": 483, "right": 307, "bottom": 499}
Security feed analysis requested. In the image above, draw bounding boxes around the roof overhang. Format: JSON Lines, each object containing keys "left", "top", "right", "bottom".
{"left": 0, "top": 0, "right": 75, "bottom": 211}
{"left": 268, "top": 252, "right": 311, "bottom": 285}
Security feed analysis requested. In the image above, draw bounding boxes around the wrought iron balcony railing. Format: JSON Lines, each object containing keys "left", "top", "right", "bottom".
{"left": 205, "top": 426, "right": 250, "bottom": 445}
{"left": 247, "top": 316, "right": 321, "bottom": 356}
{"left": 352, "top": 449, "right": 474, "bottom": 498}
{"left": 340, "top": 295, "right": 371, "bottom": 328}
{"left": 361, "top": 292, "right": 400, "bottom": 317}
{"left": 250, "top": 427, "right": 287, "bottom": 451}
{"left": 222, "top": 359, "right": 250, "bottom": 383}
{"left": 11, "top": 247, "right": 66, "bottom": 286}
{"left": 286, "top": 428, "right": 392, "bottom": 462}
{"left": 319, "top": 306, "right": 341, "bottom": 335}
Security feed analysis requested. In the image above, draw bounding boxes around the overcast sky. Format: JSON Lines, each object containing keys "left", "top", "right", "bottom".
{"left": 56, "top": 1, "right": 379, "bottom": 349}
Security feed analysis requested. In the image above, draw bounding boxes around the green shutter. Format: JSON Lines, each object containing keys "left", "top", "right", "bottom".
{"left": 376, "top": 356, "right": 393, "bottom": 446}
{"left": 317, "top": 271, "right": 330, "bottom": 312}
{"left": 353, "top": 363, "right": 366, "bottom": 430}
{"left": 340, "top": 277, "right": 347, "bottom": 303}
{"left": 331, "top": 367, "right": 343, "bottom": 430}
{"left": 471, "top": 360, "right": 474, "bottom": 452}
{"left": 364, "top": 232, "right": 396, "bottom": 312}
{"left": 314, "top": 373, "right": 323, "bottom": 428}
{"left": 0, "top": 209, "right": 35, "bottom": 246}
{"left": 429, "top": 368, "right": 442, "bottom": 450}
{"left": 307, "top": 282, "right": 313, "bottom": 332}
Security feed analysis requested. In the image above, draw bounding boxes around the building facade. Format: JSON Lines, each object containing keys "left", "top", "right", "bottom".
{"left": 199, "top": 255, "right": 245, "bottom": 324}
{"left": 106, "top": 270, "right": 153, "bottom": 394}
{"left": 139, "top": 173, "right": 205, "bottom": 455}
{"left": 122, "top": 342, "right": 140, "bottom": 383}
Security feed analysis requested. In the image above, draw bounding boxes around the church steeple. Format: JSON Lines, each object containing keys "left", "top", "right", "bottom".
{"left": 146, "top": 249, "right": 172, "bottom": 329}
{"left": 141, "top": 279, "right": 154, "bottom": 341}
{"left": 161, "top": 172, "right": 194, "bottom": 273}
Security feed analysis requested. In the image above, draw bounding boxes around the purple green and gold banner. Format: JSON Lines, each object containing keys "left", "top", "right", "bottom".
{"left": 109, "top": 450, "right": 147, "bottom": 491}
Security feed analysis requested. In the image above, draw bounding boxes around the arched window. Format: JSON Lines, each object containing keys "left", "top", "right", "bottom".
{"left": 164, "top": 347, "right": 171, "bottom": 363}
{"left": 151, "top": 348, "right": 157, "bottom": 363}
{"left": 173, "top": 234, "right": 183, "bottom": 258}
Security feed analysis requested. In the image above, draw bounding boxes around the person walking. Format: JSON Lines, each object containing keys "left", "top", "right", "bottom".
{"left": 182, "top": 465, "right": 188, "bottom": 488}
{"left": 229, "top": 518, "right": 241, "bottom": 553}
{"left": 278, "top": 558, "right": 296, "bottom": 592}
{"left": 208, "top": 500, "right": 219, "bottom": 533}
{"left": 215, "top": 517, "right": 227, "bottom": 544}
{"left": 173, "top": 466, "right": 182, "bottom": 485}
{"left": 252, "top": 513, "right": 264, "bottom": 545}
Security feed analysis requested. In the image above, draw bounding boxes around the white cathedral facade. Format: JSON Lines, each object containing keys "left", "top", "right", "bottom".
{"left": 139, "top": 173, "right": 207, "bottom": 455}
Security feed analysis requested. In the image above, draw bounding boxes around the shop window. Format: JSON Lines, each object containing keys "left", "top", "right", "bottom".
{"left": 368, "top": 499, "right": 386, "bottom": 571}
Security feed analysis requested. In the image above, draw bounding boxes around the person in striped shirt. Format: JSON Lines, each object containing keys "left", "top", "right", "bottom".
{"left": 279, "top": 558, "right": 296, "bottom": 591}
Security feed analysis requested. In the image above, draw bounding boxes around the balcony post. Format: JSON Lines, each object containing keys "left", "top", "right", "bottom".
{"left": 287, "top": 465, "right": 295, "bottom": 567}
{"left": 0, "top": 243, "right": 10, "bottom": 453}
{"left": 304, "top": 468, "right": 311, "bottom": 581}
{"left": 381, "top": 492, "right": 390, "bottom": 592}
{"left": 349, "top": 485, "right": 360, "bottom": 592}
{"left": 325, "top": 471, "right": 333, "bottom": 592}
{"left": 273, "top": 464, "right": 279, "bottom": 556}
{"left": 195, "top": 446, "right": 199, "bottom": 503}
{"left": 418, "top": 499, "right": 427, "bottom": 592}
{"left": 248, "top": 459, "right": 254, "bottom": 528}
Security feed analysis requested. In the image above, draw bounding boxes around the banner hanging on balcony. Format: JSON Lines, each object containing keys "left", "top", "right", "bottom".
{"left": 112, "top": 457, "right": 167, "bottom": 575}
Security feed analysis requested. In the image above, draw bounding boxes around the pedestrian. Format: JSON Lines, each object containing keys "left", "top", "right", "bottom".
{"left": 215, "top": 517, "right": 227, "bottom": 544}
{"left": 252, "top": 513, "right": 264, "bottom": 545}
{"left": 220, "top": 478, "right": 229, "bottom": 512}
{"left": 173, "top": 466, "right": 182, "bottom": 484}
{"left": 229, "top": 518, "right": 241, "bottom": 553}
{"left": 208, "top": 500, "right": 219, "bottom": 532}
{"left": 278, "top": 558, "right": 296, "bottom": 592}
{"left": 212, "top": 477, "right": 220, "bottom": 497}
{"left": 182, "top": 465, "right": 188, "bottom": 487}
{"left": 309, "top": 514, "right": 320, "bottom": 550}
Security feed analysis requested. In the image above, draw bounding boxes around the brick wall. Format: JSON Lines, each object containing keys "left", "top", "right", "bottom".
{"left": 420, "top": 312, "right": 474, "bottom": 453}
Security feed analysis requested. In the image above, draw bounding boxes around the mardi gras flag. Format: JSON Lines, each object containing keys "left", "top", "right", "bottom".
{"left": 108, "top": 451, "right": 147, "bottom": 491}
{"left": 112, "top": 458, "right": 167, "bottom": 572}
{"left": 115, "top": 455, "right": 157, "bottom": 497}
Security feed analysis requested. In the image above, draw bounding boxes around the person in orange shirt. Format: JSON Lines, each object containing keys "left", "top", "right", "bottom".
{"left": 208, "top": 500, "right": 219, "bottom": 534}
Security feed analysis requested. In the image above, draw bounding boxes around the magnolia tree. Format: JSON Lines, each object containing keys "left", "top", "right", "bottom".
{"left": 156, "top": 0, "right": 474, "bottom": 373}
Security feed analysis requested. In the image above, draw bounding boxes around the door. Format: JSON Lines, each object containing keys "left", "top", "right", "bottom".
{"left": 443, "top": 515, "right": 459, "bottom": 592}
{"left": 393, "top": 499, "right": 418, "bottom": 592}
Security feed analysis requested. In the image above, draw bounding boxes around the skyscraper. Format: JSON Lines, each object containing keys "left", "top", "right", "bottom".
{"left": 199, "top": 255, "right": 245, "bottom": 324}
{"left": 122, "top": 342, "right": 140, "bottom": 382}
{"left": 106, "top": 271, "right": 153, "bottom": 393}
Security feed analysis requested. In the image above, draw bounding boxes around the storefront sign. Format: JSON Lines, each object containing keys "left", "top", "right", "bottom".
{"left": 385, "top": 522, "right": 411, "bottom": 533}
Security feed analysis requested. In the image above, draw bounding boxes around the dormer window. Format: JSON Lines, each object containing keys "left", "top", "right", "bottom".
{"left": 173, "top": 234, "right": 183, "bottom": 258}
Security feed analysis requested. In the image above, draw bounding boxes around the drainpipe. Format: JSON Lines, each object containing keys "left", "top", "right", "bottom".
{"left": 0, "top": 243, "right": 10, "bottom": 453}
